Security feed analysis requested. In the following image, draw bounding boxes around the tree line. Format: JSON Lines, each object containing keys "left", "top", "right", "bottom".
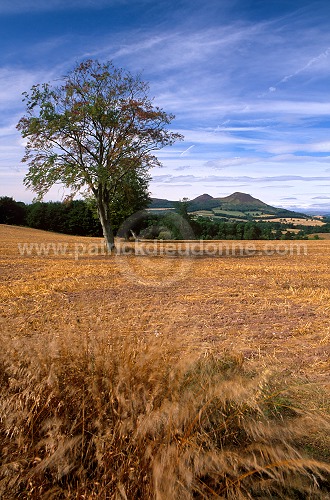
{"left": 134, "top": 211, "right": 314, "bottom": 241}
{"left": 3, "top": 195, "right": 328, "bottom": 240}
{"left": 0, "top": 196, "right": 101, "bottom": 236}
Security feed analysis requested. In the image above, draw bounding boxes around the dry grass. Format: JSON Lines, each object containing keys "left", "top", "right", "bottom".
{"left": 259, "top": 218, "right": 326, "bottom": 226}
{"left": 1, "top": 224, "right": 330, "bottom": 498}
{"left": 311, "top": 233, "right": 330, "bottom": 240}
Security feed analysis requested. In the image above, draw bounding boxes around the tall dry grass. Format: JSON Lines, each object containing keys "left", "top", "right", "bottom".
{"left": 1, "top": 328, "right": 329, "bottom": 499}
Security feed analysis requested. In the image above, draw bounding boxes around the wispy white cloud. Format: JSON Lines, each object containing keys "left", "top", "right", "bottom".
{"left": 175, "top": 129, "right": 260, "bottom": 146}
{"left": 174, "top": 165, "right": 192, "bottom": 171}
{"left": 263, "top": 100, "right": 330, "bottom": 115}
{"left": 0, "top": 68, "right": 39, "bottom": 106}
{"left": 180, "top": 145, "right": 195, "bottom": 156}
{"left": 265, "top": 140, "right": 330, "bottom": 154}
{"left": 153, "top": 174, "right": 330, "bottom": 184}
{"left": 268, "top": 154, "right": 330, "bottom": 163}
{"left": 203, "top": 157, "right": 261, "bottom": 169}
{"left": 261, "top": 46, "right": 330, "bottom": 95}
{"left": 279, "top": 47, "right": 330, "bottom": 84}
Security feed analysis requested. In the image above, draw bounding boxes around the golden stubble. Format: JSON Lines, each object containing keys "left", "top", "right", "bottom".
{"left": 1, "top": 225, "right": 329, "bottom": 498}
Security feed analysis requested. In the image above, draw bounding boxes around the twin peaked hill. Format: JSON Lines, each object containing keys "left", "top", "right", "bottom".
{"left": 149, "top": 192, "right": 308, "bottom": 219}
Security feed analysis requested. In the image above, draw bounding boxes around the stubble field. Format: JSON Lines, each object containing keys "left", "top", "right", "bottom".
{"left": 1, "top": 224, "right": 330, "bottom": 498}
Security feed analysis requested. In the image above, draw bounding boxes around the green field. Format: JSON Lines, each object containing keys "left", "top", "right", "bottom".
{"left": 212, "top": 208, "right": 247, "bottom": 217}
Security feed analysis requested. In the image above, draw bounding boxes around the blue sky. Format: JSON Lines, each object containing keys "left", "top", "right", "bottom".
{"left": 1, "top": 0, "right": 330, "bottom": 211}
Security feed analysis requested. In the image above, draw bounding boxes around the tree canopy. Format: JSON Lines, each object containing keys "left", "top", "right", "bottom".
{"left": 0, "top": 197, "right": 26, "bottom": 226}
{"left": 17, "top": 59, "right": 182, "bottom": 250}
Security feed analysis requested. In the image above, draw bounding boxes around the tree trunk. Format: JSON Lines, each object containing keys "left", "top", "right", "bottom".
{"left": 97, "top": 196, "right": 115, "bottom": 253}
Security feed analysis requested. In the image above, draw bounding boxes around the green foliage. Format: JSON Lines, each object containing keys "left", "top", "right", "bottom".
{"left": 107, "top": 168, "right": 151, "bottom": 232}
{"left": 212, "top": 208, "right": 247, "bottom": 217}
{"left": 134, "top": 214, "right": 312, "bottom": 240}
{"left": 0, "top": 197, "right": 26, "bottom": 225}
{"left": 26, "top": 200, "right": 102, "bottom": 236}
{"left": 157, "top": 229, "right": 173, "bottom": 240}
{"left": 174, "top": 197, "right": 192, "bottom": 220}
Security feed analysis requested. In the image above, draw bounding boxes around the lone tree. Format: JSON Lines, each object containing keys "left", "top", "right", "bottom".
{"left": 17, "top": 59, "right": 182, "bottom": 251}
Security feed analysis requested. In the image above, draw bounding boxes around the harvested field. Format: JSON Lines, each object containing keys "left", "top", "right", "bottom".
{"left": 312, "top": 232, "right": 330, "bottom": 240}
{"left": 1, "top": 224, "right": 330, "bottom": 498}
{"left": 1, "top": 225, "right": 329, "bottom": 379}
{"left": 261, "top": 217, "right": 326, "bottom": 226}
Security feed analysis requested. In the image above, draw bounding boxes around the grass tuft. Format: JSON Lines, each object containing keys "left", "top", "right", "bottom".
{"left": 1, "top": 331, "right": 329, "bottom": 499}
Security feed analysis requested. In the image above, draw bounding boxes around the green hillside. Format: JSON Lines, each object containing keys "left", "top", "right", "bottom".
{"left": 148, "top": 192, "right": 308, "bottom": 220}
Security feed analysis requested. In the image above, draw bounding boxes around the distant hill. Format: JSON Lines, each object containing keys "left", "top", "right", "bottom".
{"left": 148, "top": 192, "right": 309, "bottom": 220}
{"left": 149, "top": 197, "right": 176, "bottom": 209}
{"left": 218, "top": 192, "right": 268, "bottom": 207}
{"left": 189, "top": 192, "right": 272, "bottom": 212}
{"left": 303, "top": 208, "right": 330, "bottom": 217}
